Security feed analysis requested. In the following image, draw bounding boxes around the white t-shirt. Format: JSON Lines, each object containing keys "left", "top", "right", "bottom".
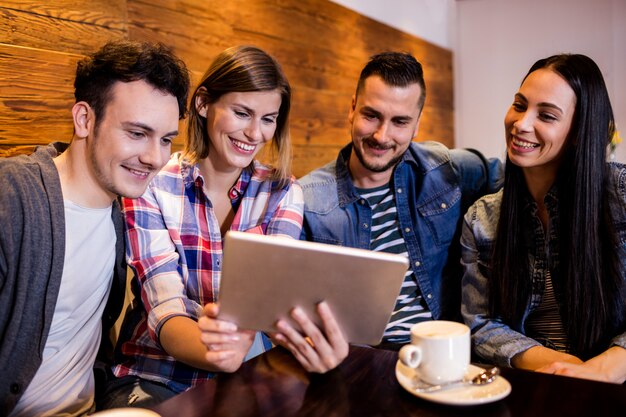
{"left": 10, "top": 201, "right": 116, "bottom": 417}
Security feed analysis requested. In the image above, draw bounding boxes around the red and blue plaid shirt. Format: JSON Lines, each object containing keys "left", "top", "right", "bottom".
{"left": 113, "top": 153, "right": 303, "bottom": 392}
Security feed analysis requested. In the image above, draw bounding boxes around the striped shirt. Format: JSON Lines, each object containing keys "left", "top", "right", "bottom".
{"left": 357, "top": 184, "right": 432, "bottom": 344}
{"left": 525, "top": 270, "right": 570, "bottom": 352}
{"left": 113, "top": 153, "right": 303, "bottom": 392}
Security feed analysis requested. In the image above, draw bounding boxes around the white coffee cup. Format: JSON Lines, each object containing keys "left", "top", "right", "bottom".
{"left": 398, "top": 320, "right": 470, "bottom": 385}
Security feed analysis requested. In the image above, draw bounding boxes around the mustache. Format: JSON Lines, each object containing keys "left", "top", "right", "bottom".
{"left": 362, "top": 137, "right": 394, "bottom": 150}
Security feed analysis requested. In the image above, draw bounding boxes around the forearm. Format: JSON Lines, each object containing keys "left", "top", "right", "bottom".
{"left": 512, "top": 345, "right": 583, "bottom": 370}
{"left": 160, "top": 316, "right": 220, "bottom": 371}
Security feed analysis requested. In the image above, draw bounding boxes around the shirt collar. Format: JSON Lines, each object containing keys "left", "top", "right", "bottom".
{"left": 180, "top": 157, "right": 252, "bottom": 203}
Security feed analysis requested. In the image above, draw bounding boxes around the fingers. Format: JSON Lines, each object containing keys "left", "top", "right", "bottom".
{"left": 203, "top": 302, "right": 220, "bottom": 318}
{"left": 274, "top": 302, "right": 348, "bottom": 373}
{"left": 198, "top": 304, "right": 257, "bottom": 373}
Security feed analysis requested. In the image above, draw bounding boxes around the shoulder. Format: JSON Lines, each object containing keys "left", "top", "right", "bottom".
{"left": 607, "top": 162, "right": 626, "bottom": 203}
{"left": 298, "top": 160, "right": 338, "bottom": 189}
{"left": 298, "top": 161, "right": 340, "bottom": 213}
{"left": 465, "top": 189, "right": 503, "bottom": 228}
{"left": 0, "top": 147, "right": 60, "bottom": 199}
{"left": 149, "top": 153, "right": 185, "bottom": 188}
{"left": 407, "top": 142, "right": 486, "bottom": 174}
{"left": 407, "top": 141, "right": 451, "bottom": 170}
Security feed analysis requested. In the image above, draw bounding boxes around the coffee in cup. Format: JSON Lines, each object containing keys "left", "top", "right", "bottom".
{"left": 398, "top": 320, "right": 470, "bottom": 385}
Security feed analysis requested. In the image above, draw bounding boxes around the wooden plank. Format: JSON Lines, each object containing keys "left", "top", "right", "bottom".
{"left": 292, "top": 143, "right": 344, "bottom": 178}
{"left": 0, "top": 7, "right": 126, "bottom": 54}
{"left": 127, "top": 1, "right": 451, "bottom": 99}
{"left": 1, "top": 0, "right": 454, "bottom": 169}
{"left": 0, "top": 0, "right": 127, "bottom": 30}
{"left": 0, "top": 44, "right": 79, "bottom": 148}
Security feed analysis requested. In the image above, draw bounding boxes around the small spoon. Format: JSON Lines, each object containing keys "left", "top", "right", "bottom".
{"left": 413, "top": 367, "right": 500, "bottom": 393}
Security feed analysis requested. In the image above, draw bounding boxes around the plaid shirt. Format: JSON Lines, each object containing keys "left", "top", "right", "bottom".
{"left": 113, "top": 153, "right": 303, "bottom": 392}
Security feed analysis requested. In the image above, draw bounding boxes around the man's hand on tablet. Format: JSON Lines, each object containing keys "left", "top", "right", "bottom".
{"left": 198, "top": 303, "right": 256, "bottom": 373}
{"left": 271, "top": 301, "right": 349, "bottom": 373}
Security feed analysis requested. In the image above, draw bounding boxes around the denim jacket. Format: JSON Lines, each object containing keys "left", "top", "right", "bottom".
{"left": 300, "top": 142, "right": 503, "bottom": 321}
{"left": 461, "top": 163, "right": 626, "bottom": 367}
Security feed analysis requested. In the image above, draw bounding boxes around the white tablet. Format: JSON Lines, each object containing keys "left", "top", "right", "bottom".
{"left": 218, "top": 231, "right": 408, "bottom": 345}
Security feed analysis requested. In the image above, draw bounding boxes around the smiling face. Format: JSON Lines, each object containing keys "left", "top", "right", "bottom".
{"left": 197, "top": 90, "right": 281, "bottom": 173}
{"left": 348, "top": 75, "right": 422, "bottom": 188}
{"left": 88, "top": 80, "right": 179, "bottom": 199}
{"left": 505, "top": 68, "right": 577, "bottom": 177}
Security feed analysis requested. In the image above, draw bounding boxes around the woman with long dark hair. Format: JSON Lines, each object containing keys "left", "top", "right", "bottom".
{"left": 461, "top": 54, "right": 626, "bottom": 382}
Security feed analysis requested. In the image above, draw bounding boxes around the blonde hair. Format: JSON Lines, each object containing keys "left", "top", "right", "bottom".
{"left": 184, "top": 46, "right": 292, "bottom": 186}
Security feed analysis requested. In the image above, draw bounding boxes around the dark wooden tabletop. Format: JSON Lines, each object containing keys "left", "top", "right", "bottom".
{"left": 152, "top": 345, "right": 626, "bottom": 417}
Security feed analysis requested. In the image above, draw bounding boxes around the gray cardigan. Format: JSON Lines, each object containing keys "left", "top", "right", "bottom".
{"left": 0, "top": 143, "right": 127, "bottom": 415}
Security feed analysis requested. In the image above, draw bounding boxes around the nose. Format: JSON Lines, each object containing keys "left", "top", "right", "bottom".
{"left": 372, "top": 121, "right": 390, "bottom": 143}
{"left": 513, "top": 111, "right": 533, "bottom": 133}
{"left": 138, "top": 139, "right": 166, "bottom": 169}
{"left": 244, "top": 119, "right": 263, "bottom": 143}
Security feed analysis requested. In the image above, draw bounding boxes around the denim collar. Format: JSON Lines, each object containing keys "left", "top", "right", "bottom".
{"left": 333, "top": 142, "right": 446, "bottom": 208}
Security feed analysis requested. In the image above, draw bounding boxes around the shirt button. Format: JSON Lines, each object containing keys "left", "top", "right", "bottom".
{"left": 440, "top": 202, "right": 447, "bottom": 209}
{"left": 427, "top": 294, "right": 433, "bottom": 299}
{"left": 10, "top": 383, "right": 20, "bottom": 394}
{"left": 359, "top": 199, "right": 365, "bottom": 205}
{"left": 404, "top": 227, "right": 411, "bottom": 233}
{"left": 397, "top": 188, "right": 403, "bottom": 194}
{"left": 415, "top": 261, "right": 421, "bottom": 267}
{"left": 363, "top": 223, "right": 369, "bottom": 229}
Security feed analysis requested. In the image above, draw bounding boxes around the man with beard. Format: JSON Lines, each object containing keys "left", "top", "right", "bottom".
{"left": 0, "top": 40, "right": 190, "bottom": 416}
{"left": 299, "top": 52, "right": 502, "bottom": 348}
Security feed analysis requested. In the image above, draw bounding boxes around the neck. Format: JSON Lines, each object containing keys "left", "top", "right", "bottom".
{"left": 197, "top": 157, "right": 243, "bottom": 195}
{"left": 348, "top": 152, "right": 393, "bottom": 189}
{"left": 522, "top": 166, "right": 557, "bottom": 205}
{"left": 54, "top": 137, "right": 115, "bottom": 208}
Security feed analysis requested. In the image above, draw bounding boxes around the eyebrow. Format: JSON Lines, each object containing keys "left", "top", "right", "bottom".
{"left": 515, "top": 93, "right": 564, "bottom": 114}
{"left": 123, "top": 121, "right": 178, "bottom": 137}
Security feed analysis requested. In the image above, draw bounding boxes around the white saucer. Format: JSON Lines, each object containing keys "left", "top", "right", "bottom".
{"left": 395, "top": 361, "right": 511, "bottom": 406}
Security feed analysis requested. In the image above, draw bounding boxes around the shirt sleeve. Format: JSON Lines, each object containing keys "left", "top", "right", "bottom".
{"left": 265, "top": 178, "right": 304, "bottom": 239}
{"left": 123, "top": 188, "right": 201, "bottom": 344}
{"left": 460, "top": 203, "right": 541, "bottom": 367}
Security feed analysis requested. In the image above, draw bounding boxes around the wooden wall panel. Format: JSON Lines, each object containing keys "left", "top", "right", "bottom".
{"left": 0, "top": 0, "right": 453, "bottom": 177}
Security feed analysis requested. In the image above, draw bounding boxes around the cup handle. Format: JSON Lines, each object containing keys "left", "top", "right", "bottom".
{"left": 399, "top": 344, "right": 422, "bottom": 369}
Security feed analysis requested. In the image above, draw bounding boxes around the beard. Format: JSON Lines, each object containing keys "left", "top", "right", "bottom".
{"left": 352, "top": 137, "right": 404, "bottom": 173}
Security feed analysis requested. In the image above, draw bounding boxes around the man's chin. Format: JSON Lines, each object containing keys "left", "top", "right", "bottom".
{"left": 361, "top": 158, "right": 398, "bottom": 174}
{"left": 110, "top": 184, "right": 148, "bottom": 200}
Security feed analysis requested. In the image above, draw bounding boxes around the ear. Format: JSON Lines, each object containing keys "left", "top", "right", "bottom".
{"left": 72, "top": 101, "right": 93, "bottom": 138}
{"left": 195, "top": 86, "right": 209, "bottom": 118}
{"left": 348, "top": 94, "right": 357, "bottom": 124}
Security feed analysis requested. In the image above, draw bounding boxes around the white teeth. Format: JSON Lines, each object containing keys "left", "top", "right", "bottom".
{"left": 129, "top": 168, "right": 149, "bottom": 177}
{"left": 231, "top": 139, "right": 255, "bottom": 151}
{"left": 512, "top": 138, "right": 539, "bottom": 149}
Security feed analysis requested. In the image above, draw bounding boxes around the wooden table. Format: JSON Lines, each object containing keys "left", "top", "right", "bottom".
{"left": 152, "top": 345, "right": 626, "bottom": 417}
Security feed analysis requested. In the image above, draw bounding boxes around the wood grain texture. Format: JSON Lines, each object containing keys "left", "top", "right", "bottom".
{"left": 0, "top": 4, "right": 126, "bottom": 54}
{"left": 1, "top": 0, "right": 454, "bottom": 177}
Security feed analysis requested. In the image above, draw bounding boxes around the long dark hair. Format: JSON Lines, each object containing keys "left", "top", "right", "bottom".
{"left": 490, "top": 54, "right": 624, "bottom": 359}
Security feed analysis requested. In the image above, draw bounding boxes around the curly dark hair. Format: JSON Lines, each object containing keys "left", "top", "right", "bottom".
{"left": 74, "top": 40, "right": 190, "bottom": 127}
